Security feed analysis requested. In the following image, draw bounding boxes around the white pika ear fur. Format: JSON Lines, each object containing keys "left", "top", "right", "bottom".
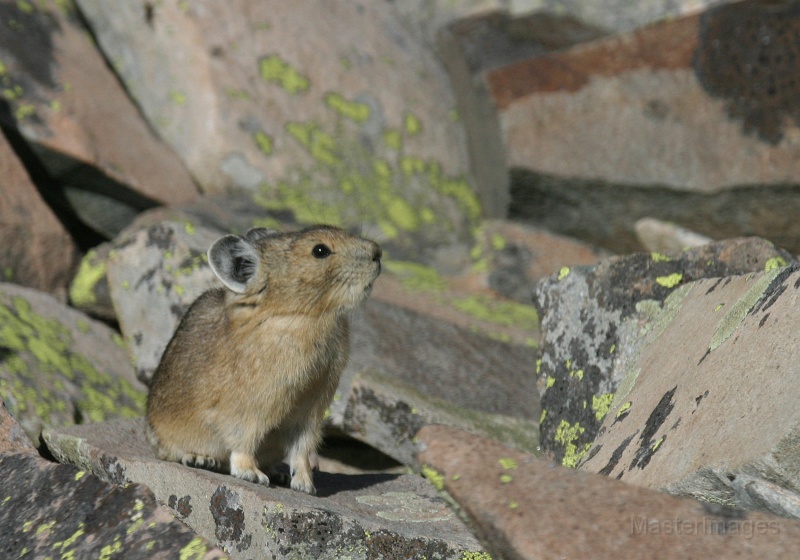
{"left": 207, "top": 235, "right": 260, "bottom": 294}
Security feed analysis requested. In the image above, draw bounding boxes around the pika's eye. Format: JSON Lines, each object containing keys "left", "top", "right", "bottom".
{"left": 312, "top": 244, "right": 332, "bottom": 259}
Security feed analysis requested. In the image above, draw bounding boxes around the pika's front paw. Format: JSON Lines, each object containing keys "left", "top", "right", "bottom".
{"left": 290, "top": 472, "right": 316, "bottom": 495}
{"left": 181, "top": 453, "right": 221, "bottom": 471}
{"left": 230, "top": 451, "right": 270, "bottom": 486}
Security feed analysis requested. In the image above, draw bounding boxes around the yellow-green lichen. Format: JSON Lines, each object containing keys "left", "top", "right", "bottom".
{"left": 540, "top": 409, "right": 547, "bottom": 423}
{"left": 652, "top": 436, "right": 665, "bottom": 452}
{"left": 254, "top": 131, "right": 274, "bottom": 155}
{"left": 508, "top": 501, "right": 519, "bottom": 509}
{"left": 384, "top": 260, "right": 447, "bottom": 292}
{"left": 555, "top": 419, "right": 591, "bottom": 468}
{"left": 259, "top": 55, "right": 309, "bottom": 94}
{"left": 651, "top": 252, "right": 671, "bottom": 263}
{"left": 461, "top": 552, "right": 492, "bottom": 560}
{"left": 285, "top": 121, "right": 340, "bottom": 167}
{"left": 450, "top": 296, "right": 538, "bottom": 330}
{"left": 421, "top": 465, "right": 444, "bottom": 491}
{"left": 0, "top": 293, "right": 146, "bottom": 429}
{"left": 546, "top": 376, "right": 555, "bottom": 388}
{"left": 616, "top": 401, "right": 632, "bottom": 418}
{"left": 656, "top": 273, "right": 683, "bottom": 288}
{"left": 169, "top": 90, "right": 187, "bottom": 106}
{"left": 569, "top": 369, "right": 584, "bottom": 381}
{"left": 592, "top": 393, "right": 615, "bottom": 422}
{"left": 69, "top": 251, "right": 106, "bottom": 307}
{"left": 498, "top": 457, "right": 518, "bottom": 469}
{"left": 383, "top": 129, "right": 402, "bottom": 151}
{"left": 404, "top": 112, "right": 422, "bottom": 135}
{"left": 499, "top": 474, "right": 513, "bottom": 484}
{"left": 558, "top": 266, "right": 570, "bottom": 281}
{"left": 179, "top": 537, "right": 210, "bottom": 560}
{"left": 14, "top": 102, "right": 35, "bottom": 121}
{"left": 325, "top": 92, "right": 370, "bottom": 123}
{"left": 764, "top": 257, "right": 788, "bottom": 272}
{"left": 709, "top": 267, "right": 781, "bottom": 353}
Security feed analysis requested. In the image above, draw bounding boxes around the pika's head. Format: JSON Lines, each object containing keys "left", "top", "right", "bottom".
{"left": 208, "top": 225, "right": 381, "bottom": 315}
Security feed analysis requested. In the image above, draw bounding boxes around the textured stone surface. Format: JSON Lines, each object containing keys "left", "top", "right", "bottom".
{"left": 44, "top": 419, "right": 485, "bottom": 560}
{"left": 0, "top": 0, "right": 197, "bottom": 235}
{"left": 0, "top": 133, "right": 77, "bottom": 296}
{"left": 494, "top": 3, "right": 800, "bottom": 253}
{"left": 76, "top": 0, "right": 480, "bottom": 259}
{"left": 0, "top": 283, "right": 146, "bottom": 440}
{"left": 533, "top": 238, "right": 794, "bottom": 467}
{"left": 0, "top": 400, "right": 35, "bottom": 455}
{"left": 0, "top": 451, "right": 226, "bottom": 559}
{"left": 578, "top": 264, "right": 800, "bottom": 516}
{"left": 417, "top": 424, "right": 800, "bottom": 560}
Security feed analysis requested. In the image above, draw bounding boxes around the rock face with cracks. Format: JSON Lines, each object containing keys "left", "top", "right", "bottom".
{"left": 579, "top": 264, "right": 800, "bottom": 518}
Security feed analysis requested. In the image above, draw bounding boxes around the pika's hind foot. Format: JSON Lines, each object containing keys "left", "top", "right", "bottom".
{"left": 230, "top": 451, "right": 270, "bottom": 486}
{"left": 181, "top": 453, "right": 221, "bottom": 471}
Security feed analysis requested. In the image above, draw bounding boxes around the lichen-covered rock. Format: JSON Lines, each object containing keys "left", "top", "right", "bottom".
{"left": 0, "top": 400, "right": 36, "bottom": 455}
{"left": 105, "top": 222, "right": 222, "bottom": 382}
{"left": 578, "top": 264, "right": 800, "bottom": 517}
{"left": 534, "top": 238, "right": 794, "bottom": 467}
{"left": 75, "top": 0, "right": 479, "bottom": 260}
{"left": 494, "top": 3, "right": 800, "bottom": 253}
{"left": 0, "top": 283, "right": 146, "bottom": 440}
{"left": 416, "top": 424, "right": 800, "bottom": 560}
{"left": 0, "top": 0, "right": 197, "bottom": 237}
{"left": 43, "top": 419, "right": 485, "bottom": 559}
{"left": 0, "top": 451, "right": 226, "bottom": 559}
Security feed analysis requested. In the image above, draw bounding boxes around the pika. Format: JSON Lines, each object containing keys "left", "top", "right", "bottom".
{"left": 146, "top": 225, "right": 381, "bottom": 495}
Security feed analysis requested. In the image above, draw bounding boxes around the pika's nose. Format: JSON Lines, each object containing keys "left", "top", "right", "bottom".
{"left": 372, "top": 243, "right": 382, "bottom": 263}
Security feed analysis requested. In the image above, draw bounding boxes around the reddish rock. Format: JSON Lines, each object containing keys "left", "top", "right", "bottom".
{"left": 0, "top": 401, "right": 35, "bottom": 455}
{"left": 0, "top": 0, "right": 197, "bottom": 220}
{"left": 0, "top": 133, "right": 77, "bottom": 297}
{"left": 487, "top": 2, "right": 800, "bottom": 253}
{"left": 417, "top": 424, "right": 800, "bottom": 560}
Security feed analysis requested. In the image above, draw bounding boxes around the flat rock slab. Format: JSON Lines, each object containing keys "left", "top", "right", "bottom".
{"left": 44, "top": 419, "right": 485, "bottom": 560}
{"left": 417, "top": 424, "right": 800, "bottom": 560}
{"left": 534, "top": 238, "right": 794, "bottom": 467}
{"left": 0, "top": 451, "right": 225, "bottom": 559}
{"left": 579, "top": 264, "right": 800, "bottom": 515}
{"left": 0, "top": 283, "right": 146, "bottom": 439}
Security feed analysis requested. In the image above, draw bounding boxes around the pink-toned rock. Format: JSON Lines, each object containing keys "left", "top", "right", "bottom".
{"left": 417, "top": 424, "right": 800, "bottom": 560}
{"left": 488, "top": 2, "right": 800, "bottom": 253}
{"left": 0, "top": 401, "right": 35, "bottom": 455}
{"left": 0, "top": 0, "right": 197, "bottom": 220}
{"left": 0, "top": 133, "right": 76, "bottom": 297}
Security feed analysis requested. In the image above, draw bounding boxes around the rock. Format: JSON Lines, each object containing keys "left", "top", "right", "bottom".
{"left": 492, "top": 3, "right": 800, "bottom": 253}
{"left": 416, "top": 424, "right": 800, "bottom": 560}
{"left": 578, "top": 264, "right": 800, "bottom": 517}
{"left": 635, "top": 217, "right": 714, "bottom": 254}
{"left": 437, "top": 11, "right": 607, "bottom": 219}
{"left": 0, "top": 283, "right": 146, "bottom": 440}
{"left": 534, "top": 238, "right": 794, "bottom": 467}
{"left": 0, "top": 133, "right": 77, "bottom": 297}
{"left": 470, "top": 219, "right": 609, "bottom": 303}
{"left": 0, "top": 0, "right": 198, "bottom": 237}
{"left": 0, "top": 400, "right": 36, "bottom": 455}
{"left": 43, "top": 418, "right": 486, "bottom": 559}
{"left": 75, "top": 0, "right": 480, "bottom": 260}
{"left": 0, "top": 450, "right": 226, "bottom": 559}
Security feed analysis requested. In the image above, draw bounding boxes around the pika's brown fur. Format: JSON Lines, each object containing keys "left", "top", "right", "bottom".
{"left": 146, "top": 225, "right": 381, "bottom": 495}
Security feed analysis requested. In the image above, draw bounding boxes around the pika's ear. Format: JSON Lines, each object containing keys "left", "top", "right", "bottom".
{"left": 245, "top": 227, "right": 278, "bottom": 243}
{"left": 208, "top": 235, "right": 260, "bottom": 294}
